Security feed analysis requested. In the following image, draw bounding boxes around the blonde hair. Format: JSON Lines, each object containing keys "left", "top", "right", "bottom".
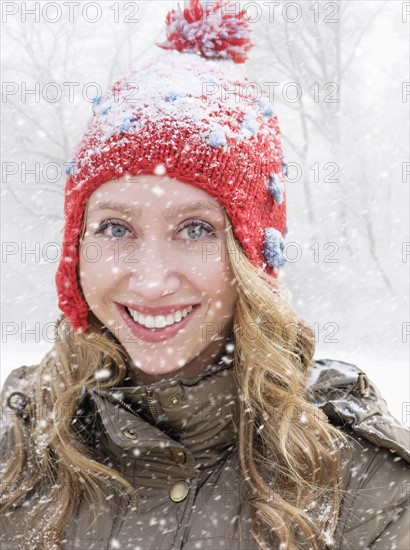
{"left": 224, "top": 221, "right": 345, "bottom": 548}
{"left": 1, "top": 214, "right": 345, "bottom": 549}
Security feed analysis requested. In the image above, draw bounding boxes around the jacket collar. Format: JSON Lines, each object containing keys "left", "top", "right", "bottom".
{"left": 83, "top": 343, "right": 239, "bottom": 471}
{"left": 75, "top": 355, "right": 410, "bottom": 484}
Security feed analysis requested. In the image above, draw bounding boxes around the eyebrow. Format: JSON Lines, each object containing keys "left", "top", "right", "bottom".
{"left": 163, "top": 201, "right": 223, "bottom": 220}
{"left": 91, "top": 201, "right": 141, "bottom": 217}
{"left": 90, "top": 200, "right": 224, "bottom": 220}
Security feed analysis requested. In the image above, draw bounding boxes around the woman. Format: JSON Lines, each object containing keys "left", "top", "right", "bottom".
{"left": 1, "top": 1, "right": 409, "bottom": 549}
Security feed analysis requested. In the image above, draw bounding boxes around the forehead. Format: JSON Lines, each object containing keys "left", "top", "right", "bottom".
{"left": 86, "top": 174, "right": 224, "bottom": 217}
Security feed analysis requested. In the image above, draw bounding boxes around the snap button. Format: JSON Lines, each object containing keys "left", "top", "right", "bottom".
{"left": 122, "top": 427, "right": 138, "bottom": 440}
{"left": 6, "top": 392, "right": 34, "bottom": 420}
{"left": 6, "top": 391, "right": 28, "bottom": 412}
{"left": 169, "top": 394, "right": 181, "bottom": 406}
{"left": 169, "top": 481, "right": 189, "bottom": 502}
{"left": 170, "top": 447, "right": 186, "bottom": 464}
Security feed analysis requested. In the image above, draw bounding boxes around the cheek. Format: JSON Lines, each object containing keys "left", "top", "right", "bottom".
{"left": 79, "top": 244, "right": 97, "bottom": 296}
{"left": 182, "top": 247, "right": 230, "bottom": 282}
{"left": 78, "top": 241, "right": 126, "bottom": 299}
{"left": 200, "top": 250, "right": 236, "bottom": 314}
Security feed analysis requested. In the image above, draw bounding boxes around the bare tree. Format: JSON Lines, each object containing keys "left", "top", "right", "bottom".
{"left": 253, "top": 0, "right": 388, "bottom": 239}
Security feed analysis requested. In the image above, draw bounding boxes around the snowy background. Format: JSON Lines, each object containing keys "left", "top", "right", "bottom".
{"left": 1, "top": 1, "right": 409, "bottom": 425}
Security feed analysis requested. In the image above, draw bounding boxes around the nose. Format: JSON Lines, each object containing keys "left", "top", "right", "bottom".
{"left": 126, "top": 239, "right": 182, "bottom": 301}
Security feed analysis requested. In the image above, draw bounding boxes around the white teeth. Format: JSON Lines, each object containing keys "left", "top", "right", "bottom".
{"left": 166, "top": 314, "right": 174, "bottom": 326}
{"left": 154, "top": 316, "right": 167, "bottom": 328}
{"left": 127, "top": 305, "right": 194, "bottom": 329}
{"left": 145, "top": 315, "right": 155, "bottom": 328}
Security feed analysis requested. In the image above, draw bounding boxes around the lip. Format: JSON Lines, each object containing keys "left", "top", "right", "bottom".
{"left": 114, "top": 302, "right": 200, "bottom": 343}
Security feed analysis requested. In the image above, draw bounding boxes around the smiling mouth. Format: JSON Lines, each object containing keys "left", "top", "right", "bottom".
{"left": 124, "top": 305, "right": 196, "bottom": 330}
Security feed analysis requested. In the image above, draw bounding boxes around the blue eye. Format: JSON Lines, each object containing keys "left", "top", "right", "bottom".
{"left": 95, "top": 219, "right": 132, "bottom": 238}
{"left": 110, "top": 225, "right": 128, "bottom": 238}
{"left": 187, "top": 225, "right": 204, "bottom": 239}
{"left": 179, "top": 220, "right": 215, "bottom": 240}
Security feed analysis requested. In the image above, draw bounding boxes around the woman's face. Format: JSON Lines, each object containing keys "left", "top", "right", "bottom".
{"left": 79, "top": 174, "right": 236, "bottom": 377}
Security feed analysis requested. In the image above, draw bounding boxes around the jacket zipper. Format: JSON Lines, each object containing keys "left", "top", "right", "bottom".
{"left": 102, "top": 389, "right": 159, "bottom": 423}
{"left": 112, "top": 395, "right": 143, "bottom": 420}
{"left": 146, "top": 388, "right": 159, "bottom": 422}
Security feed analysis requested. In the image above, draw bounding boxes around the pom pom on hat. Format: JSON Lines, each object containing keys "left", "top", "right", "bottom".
{"left": 267, "top": 172, "right": 285, "bottom": 205}
{"left": 156, "top": 0, "right": 252, "bottom": 63}
{"left": 263, "top": 228, "right": 286, "bottom": 272}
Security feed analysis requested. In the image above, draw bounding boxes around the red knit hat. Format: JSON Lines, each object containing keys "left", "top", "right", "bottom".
{"left": 56, "top": 0, "right": 287, "bottom": 333}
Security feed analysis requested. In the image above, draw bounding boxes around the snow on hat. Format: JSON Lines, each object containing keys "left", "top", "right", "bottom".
{"left": 56, "top": 0, "right": 287, "bottom": 333}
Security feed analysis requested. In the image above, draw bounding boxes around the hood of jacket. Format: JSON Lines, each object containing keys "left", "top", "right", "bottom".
{"left": 307, "top": 358, "right": 410, "bottom": 462}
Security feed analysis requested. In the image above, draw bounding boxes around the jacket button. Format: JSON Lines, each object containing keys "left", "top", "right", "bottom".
{"left": 169, "top": 481, "right": 189, "bottom": 502}
{"left": 170, "top": 448, "right": 186, "bottom": 464}
{"left": 122, "top": 427, "right": 138, "bottom": 440}
{"left": 169, "top": 394, "right": 181, "bottom": 406}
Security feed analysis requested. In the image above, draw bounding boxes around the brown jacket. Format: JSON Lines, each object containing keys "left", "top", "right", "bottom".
{"left": 1, "top": 356, "right": 409, "bottom": 549}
